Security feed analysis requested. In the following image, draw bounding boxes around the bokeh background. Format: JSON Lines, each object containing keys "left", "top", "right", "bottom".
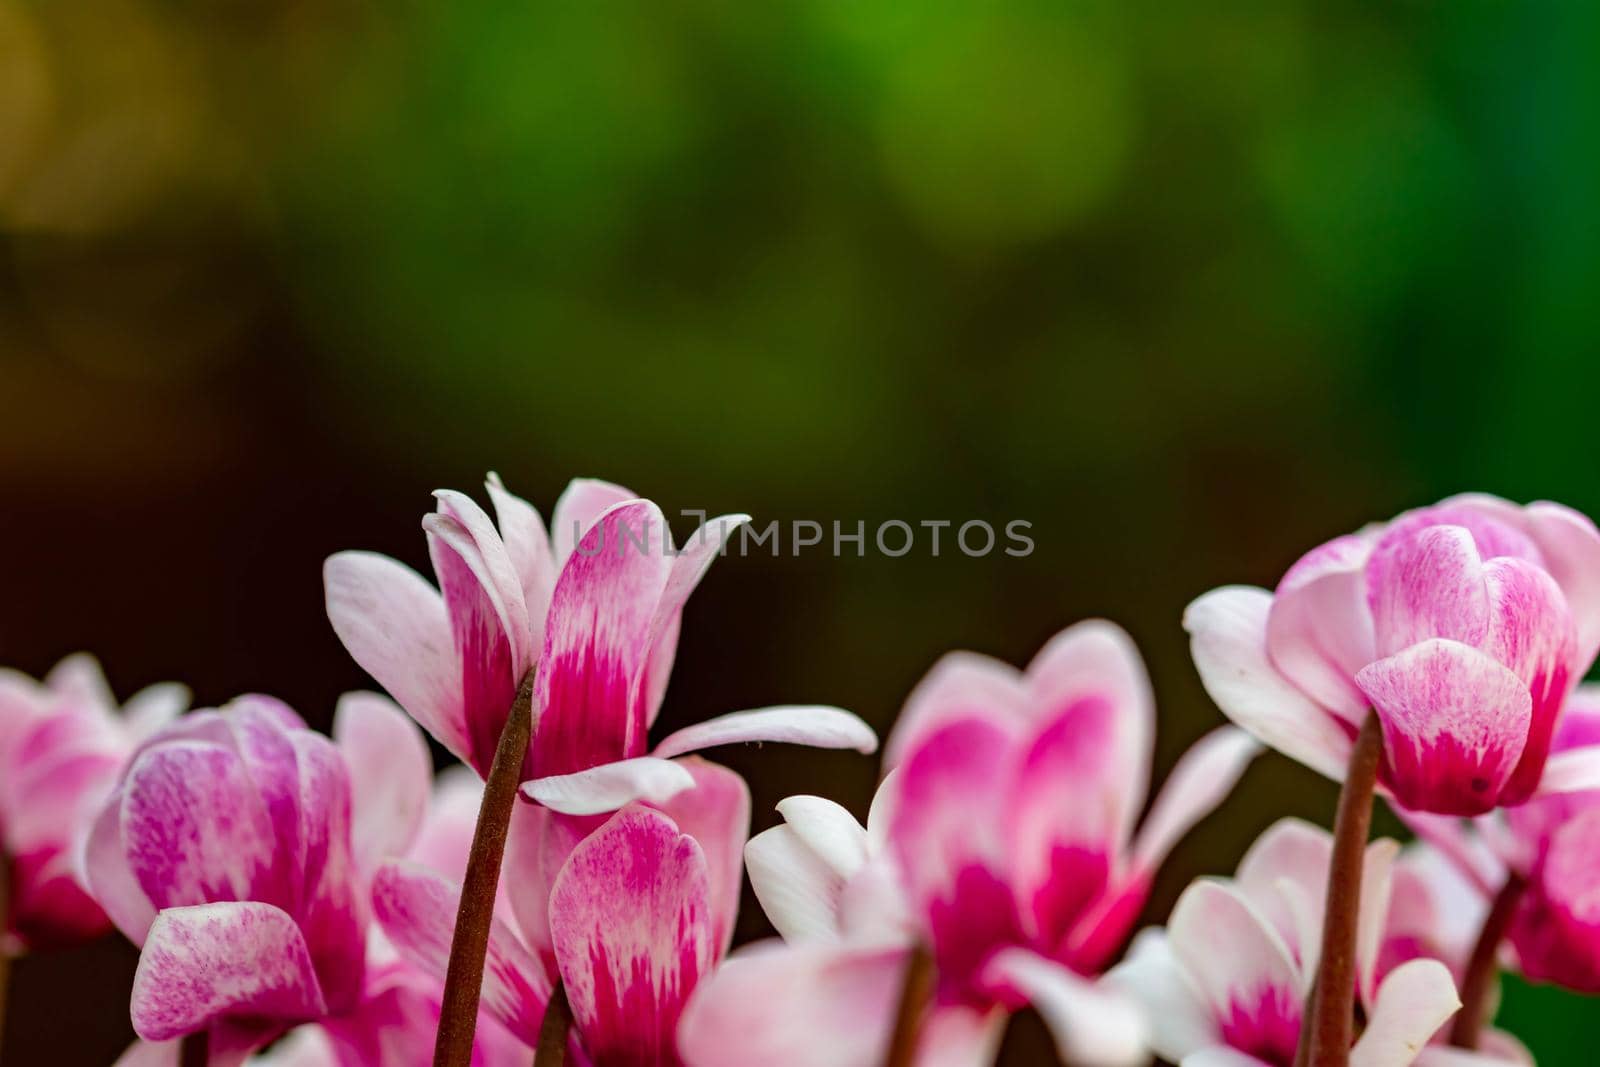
{"left": 4, "top": 0, "right": 1599, "bottom": 1062}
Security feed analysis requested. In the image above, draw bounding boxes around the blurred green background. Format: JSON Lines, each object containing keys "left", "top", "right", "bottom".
{"left": 2, "top": 0, "right": 1598, "bottom": 1062}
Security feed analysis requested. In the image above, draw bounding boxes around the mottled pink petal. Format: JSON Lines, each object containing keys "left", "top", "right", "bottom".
{"left": 676, "top": 941, "right": 904, "bottom": 1067}
{"left": 653, "top": 757, "right": 749, "bottom": 954}
{"left": 1184, "top": 587, "right": 1355, "bottom": 781}
{"left": 122, "top": 741, "right": 286, "bottom": 913}
{"left": 550, "top": 478, "right": 638, "bottom": 565}
{"left": 984, "top": 949, "right": 1148, "bottom": 1067}
{"left": 484, "top": 471, "right": 557, "bottom": 631}
{"left": 433, "top": 490, "right": 535, "bottom": 675}
{"left": 425, "top": 513, "right": 522, "bottom": 777}
{"left": 889, "top": 716, "right": 1024, "bottom": 1000}
{"left": 334, "top": 692, "right": 432, "bottom": 877}
{"left": 652, "top": 706, "right": 877, "bottom": 760}
{"left": 1482, "top": 558, "right": 1577, "bottom": 804}
{"left": 1366, "top": 525, "right": 1491, "bottom": 658}
{"left": 1131, "top": 727, "right": 1260, "bottom": 876}
{"left": 130, "top": 902, "right": 328, "bottom": 1041}
{"left": 370, "top": 861, "right": 549, "bottom": 1042}
{"left": 1267, "top": 534, "right": 1375, "bottom": 722}
{"left": 642, "top": 512, "right": 751, "bottom": 725}
{"left": 1349, "top": 959, "right": 1460, "bottom": 1067}
{"left": 522, "top": 756, "right": 695, "bottom": 815}
{"left": 287, "top": 731, "right": 365, "bottom": 1014}
{"left": 1169, "top": 880, "right": 1304, "bottom": 1067}
{"left": 324, "top": 551, "right": 469, "bottom": 765}
{"left": 1524, "top": 501, "right": 1600, "bottom": 669}
{"left": 548, "top": 806, "right": 716, "bottom": 1065}
{"left": 531, "top": 500, "right": 674, "bottom": 778}
{"left": 1356, "top": 639, "right": 1532, "bottom": 815}
{"left": 882, "top": 651, "right": 1029, "bottom": 772}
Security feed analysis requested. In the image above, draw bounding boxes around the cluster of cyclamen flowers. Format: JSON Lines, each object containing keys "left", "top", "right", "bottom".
{"left": 5, "top": 484, "right": 1600, "bottom": 1067}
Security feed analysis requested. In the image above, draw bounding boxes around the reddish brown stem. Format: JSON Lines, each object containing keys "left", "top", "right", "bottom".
{"left": 883, "top": 944, "right": 935, "bottom": 1067}
{"left": 180, "top": 1029, "right": 209, "bottom": 1067}
{"left": 534, "top": 978, "right": 572, "bottom": 1066}
{"left": 435, "top": 673, "right": 536, "bottom": 1067}
{"left": 1450, "top": 873, "right": 1526, "bottom": 1049}
{"left": 1296, "top": 714, "right": 1383, "bottom": 1067}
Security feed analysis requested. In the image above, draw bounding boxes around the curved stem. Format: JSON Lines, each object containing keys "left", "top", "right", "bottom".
{"left": 180, "top": 1029, "right": 209, "bottom": 1067}
{"left": 534, "top": 979, "right": 573, "bottom": 1066}
{"left": 435, "top": 673, "right": 536, "bottom": 1067}
{"left": 1450, "top": 873, "right": 1526, "bottom": 1049}
{"left": 883, "top": 943, "right": 935, "bottom": 1067}
{"left": 1296, "top": 714, "right": 1383, "bottom": 1067}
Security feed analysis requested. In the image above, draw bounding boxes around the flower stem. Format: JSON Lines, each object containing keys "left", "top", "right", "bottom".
{"left": 1296, "top": 713, "right": 1383, "bottom": 1067}
{"left": 883, "top": 943, "right": 935, "bottom": 1067}
{"left": 1450, "top": 872, "right": 1525, "bottom": 1049}
{"left": 435, "top": 673, "right": 536, "bottom": 1067}
{"left": 180, "top": 1030, "right": 209, "bottom": 1067}
{"left": 534, "top": 978, "right": 572, "bottom": 1066}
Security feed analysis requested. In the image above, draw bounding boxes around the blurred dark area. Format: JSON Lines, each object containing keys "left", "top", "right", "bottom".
{"left": 4, "top": 0, "right": 1600, "bottom": 1062}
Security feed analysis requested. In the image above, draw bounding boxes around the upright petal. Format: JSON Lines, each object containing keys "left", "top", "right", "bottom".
{"left": 1507, "top": 807, "right": 1600, "bottom": 991}
{"left": 653, "top": 758, "right": 750, "bottom": 954}
{"left": 548, "top": 807, "right": 716, "bottom": 1065}
{"left": 425, "top": 513, "right": 522, "bottom": 776}
{"left": 334, "top": 692, "right": 432, "bottom": 876}
{"left": 1130, "top": 727, "right": 1261, "bottom": 877}
{"left": 1267, "top": 534, "right": 1376, "bottom": 723}
{"left": 652, "top": 706, "right": 877, "bottom": 760}
{"left": 324, "top": 551, "right": 469, "bottom": 765}
{"left": 531, "top": 501, "right": 674, "bottom": 778}
{"left": 1524, "top": 501, "right": 1600, "bottom": 669}
{"left": 550, "top": 478, "right": 638, "bottom": 565}
{"left": 1482, "top": 558, "right": 1577, "bottom": 804}
{"left": 677, "top": 941, "right": 905, "bottom": 1067}
{"left": 1348, "top": 959, "right": 1460, "bottom": 1067}
{"left": 882, "top": 651, "right": 1029, "bottom": 772}
{"left": 287, "top": 732, "right": 366, "bottom": 1014}
{"left": 1168, "top": 881, "right": 1304, "bottom": 1067}
{"left": 1356, "top": 640, "right": 1532, "bottom": 815}
{"left": 81, "top": 792, "right": 157, "bottom": 945}
{"left": 1232, "top": 819, "right": 1331, "bottom": 960}
{"left": 130, "top": 902, "right": 328, "bottom": 1041}
{"left": 773, "top": 796, "right": 870, "bottom": 881}
{"left": 1365, "top": 525, "right": 1490, "bottom": 659}
{"left": 370, "top": 861, "right": 550, "bottom": 1042}
{"left": 745, "top": 826, "right": 848, "bottom": 943}
{"left": 433, "top": 490, "right": 535, "bottom": 674}
{"left": 485, "top": 472, "right": 558, "bottom": 629}
{"left": 1184, "top": 587, "right": 1355, "bottom": 781}
{"left": 889, "top": 716, "right": 1025, "bottom": 1001}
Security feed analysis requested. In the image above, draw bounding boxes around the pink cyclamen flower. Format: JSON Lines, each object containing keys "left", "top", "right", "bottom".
{"left": 1186, "top": 494, "right": 1600, "bottom": 815}
{"left": 325, "top": 475, "right": 875, "bottom": 813}
{"left": 0, "top": 654, "right": 186, "bottom": 949}
{"left": 86, "top": 693, "right": 523, "bottom": 1066}
{"left": 681, "top": 622, "right": 1260, "bottom": 1067}
{"left": 1403, "top": 685, "right": 1600, "bottom": 994}
{"left": 1104, "top": 818, "right": 1486, "bottom": 1067}
{"left": 372, "top": 757, "right": 749, "bottom": 1067}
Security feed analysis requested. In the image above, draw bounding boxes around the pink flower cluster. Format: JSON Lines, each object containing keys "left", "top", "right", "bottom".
{"left": 4, "top": 483, "right": 1600, "bottom": 1067}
